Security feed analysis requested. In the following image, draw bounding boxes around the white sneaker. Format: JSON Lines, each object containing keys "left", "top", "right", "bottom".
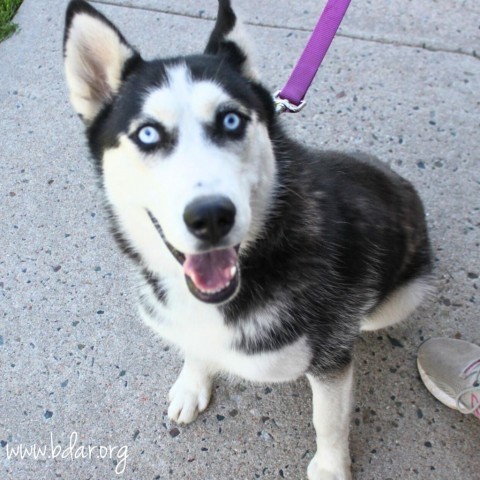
{"left": 417, "top": 337, "right": 480, "bottom": 419}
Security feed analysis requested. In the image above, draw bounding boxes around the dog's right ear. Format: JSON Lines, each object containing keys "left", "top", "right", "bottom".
{"left": 63, "top": 0, "right": 141, "bottom": 124}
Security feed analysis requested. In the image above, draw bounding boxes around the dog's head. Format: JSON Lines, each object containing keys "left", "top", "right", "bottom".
{"left": 64, "top": 0, "right": 277, "bottom": 304}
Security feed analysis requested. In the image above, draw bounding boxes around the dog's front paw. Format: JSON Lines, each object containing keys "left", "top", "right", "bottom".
{"left": 167, "top": 369, "right": 212, "bottom": 424}
{"left": 307, "top": 453, "right": 352, "bottom": 480}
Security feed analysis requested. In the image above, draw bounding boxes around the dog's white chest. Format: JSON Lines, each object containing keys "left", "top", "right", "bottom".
{"left": 139, "top": 286, "right": 311, "bottom": 383}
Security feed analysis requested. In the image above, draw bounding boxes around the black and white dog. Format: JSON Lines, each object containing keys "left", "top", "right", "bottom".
{"left": 63, "top": 1, "right": 433, "bottom": 478}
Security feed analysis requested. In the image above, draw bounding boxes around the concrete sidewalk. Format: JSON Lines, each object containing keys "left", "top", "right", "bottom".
{"left": 1, "top": 0, "right": 479, "bottom": 478}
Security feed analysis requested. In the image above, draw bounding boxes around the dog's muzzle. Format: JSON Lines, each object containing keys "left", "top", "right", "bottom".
{"left": 146, "top": 209, "right": 241, "bottom": 304}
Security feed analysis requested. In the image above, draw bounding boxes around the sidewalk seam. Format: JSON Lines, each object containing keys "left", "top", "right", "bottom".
{"left": 91, "top": 0, "right": 479, "bottom": 60}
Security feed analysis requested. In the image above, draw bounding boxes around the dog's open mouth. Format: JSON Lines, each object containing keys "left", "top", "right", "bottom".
{"left": 183, "top": 248, "right": 240, "bottom": 303}
{"left": 147, "top": 210, "right": 240, "bottom": 304}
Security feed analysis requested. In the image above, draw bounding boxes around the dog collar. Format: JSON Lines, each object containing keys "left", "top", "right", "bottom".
{"left": 274, "top": 0, "right": 351, "bottom": 113}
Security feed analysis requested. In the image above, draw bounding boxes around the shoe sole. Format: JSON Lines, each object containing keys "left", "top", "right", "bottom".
{"left": 417, "top": 358, "right": 460, "bottom": 411}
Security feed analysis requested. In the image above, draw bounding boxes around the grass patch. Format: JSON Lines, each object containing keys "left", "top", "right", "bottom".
{"left": 0, "top": 0, "right": 23, "bottom": 42}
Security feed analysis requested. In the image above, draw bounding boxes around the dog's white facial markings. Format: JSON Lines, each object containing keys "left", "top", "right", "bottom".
{"left": 141, "top": 66, "right": 249, "bottom": 253}
{"left": 143, "top": 66, "right": 232, "bottom": 129}
{"left": 102, "top": 141, "right": 180, "bottom": 277}
{"left": 104, "top": 63, "right": 276, "bottom": 270}
{"left": 64, "top": 13, "right": 135, "bottom": 123}
{"left": 103, "top": 138, "right": 153, "bottom": 206}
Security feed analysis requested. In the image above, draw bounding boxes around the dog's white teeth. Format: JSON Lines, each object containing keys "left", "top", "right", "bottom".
{"left": 223, "top": 267, "right": 235, "bottom": 278}
{"left": 200, "top": 279, "right": 232, "bottom": 295}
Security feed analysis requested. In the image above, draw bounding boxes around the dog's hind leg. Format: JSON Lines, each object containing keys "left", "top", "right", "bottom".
{"left": 306, "top": 365, "right": 353, "bottom": 480}
{"left": 361, "top": 277, "right": 434, "bottom": 332}
{"left": 167, "top": 356, "right": 214, "bottom": 424}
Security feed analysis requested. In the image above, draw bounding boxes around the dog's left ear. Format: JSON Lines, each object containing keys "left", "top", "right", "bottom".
{"left": 205, "top": 0, "right": 257, "bottom": 80}
{"left": 63, "top": 0, "right": 141, "bottom": 124}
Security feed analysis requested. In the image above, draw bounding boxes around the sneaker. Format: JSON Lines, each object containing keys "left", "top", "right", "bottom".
{"left": 417, "top": 337, "right": 480, "bottom": 419}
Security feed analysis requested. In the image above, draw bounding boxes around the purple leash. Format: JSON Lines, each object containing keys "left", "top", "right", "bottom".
{"left": 274, "top": 0, "right": 351, "bottom": 113}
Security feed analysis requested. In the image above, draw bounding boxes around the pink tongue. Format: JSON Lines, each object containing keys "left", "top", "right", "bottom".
{"left": 183, "top": 248, "right": 238, "bottom": 293}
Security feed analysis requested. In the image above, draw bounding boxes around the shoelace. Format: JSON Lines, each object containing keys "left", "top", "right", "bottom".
{"left": 456, "top": 359, "right": 480, "bottom": 418}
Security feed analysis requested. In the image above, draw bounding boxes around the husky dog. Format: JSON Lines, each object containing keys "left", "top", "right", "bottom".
{"left": 63, "top": 1, "right": 432, "bottom": 478}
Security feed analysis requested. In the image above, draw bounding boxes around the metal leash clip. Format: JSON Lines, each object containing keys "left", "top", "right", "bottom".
{"left": 273, "top": 90, "right": 306, "bottom": 114}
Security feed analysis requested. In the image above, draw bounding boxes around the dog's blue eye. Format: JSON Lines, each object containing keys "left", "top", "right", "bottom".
{"left": 223, "top": 112, "right": 242, "bottom": 132}
{"left": 137, "top": 126, "right": 160, "bottom": 145}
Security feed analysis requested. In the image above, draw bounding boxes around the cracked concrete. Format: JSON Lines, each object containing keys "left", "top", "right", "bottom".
{"left": 1, "top": 0, "right": 479, "bottom": 479}
{"left": 95, "top": 0, "right": 480, "bottom": 57}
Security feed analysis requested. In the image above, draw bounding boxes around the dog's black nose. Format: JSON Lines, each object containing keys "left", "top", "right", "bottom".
{"left": 183, "top": 196, "right": 236, "bottom": 244}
